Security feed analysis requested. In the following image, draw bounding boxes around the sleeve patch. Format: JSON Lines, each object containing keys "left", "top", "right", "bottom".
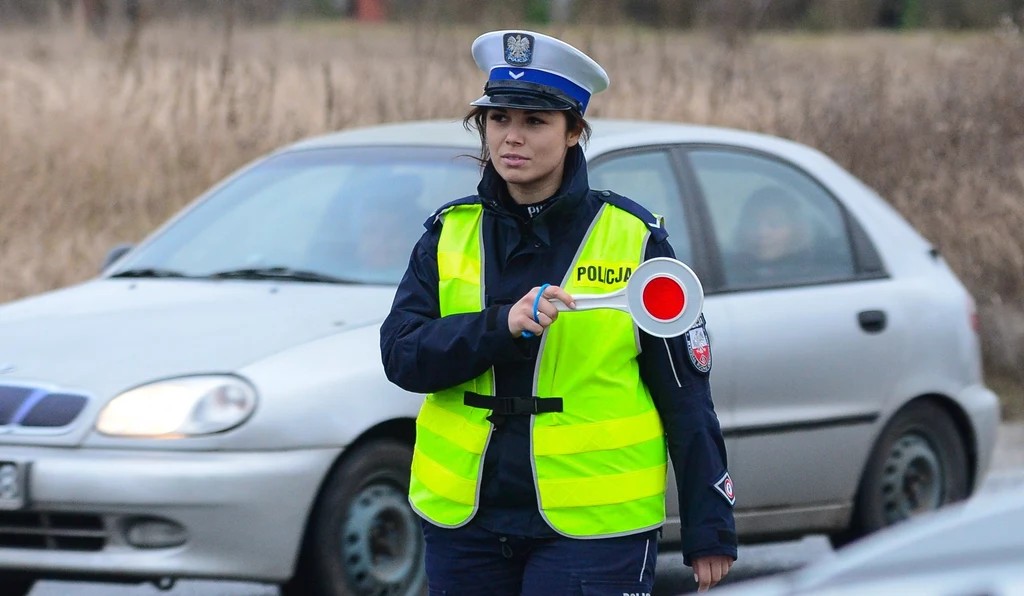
{"left": 714, "top": 471, "right": 735, "bottom": 507}
{"left": 684, "top": 314, "right": 712, "bottom": 374}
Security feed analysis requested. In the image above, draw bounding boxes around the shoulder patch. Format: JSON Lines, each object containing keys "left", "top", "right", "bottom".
{"left": 594, "top": 190, "right": 669, "bottom": 243}
{"left": 423, "top": 195, "right": 481, "bottom": 230}
{"left": 684, "top": 313, "right": 711, "bottom": 374}
{"left": 713, "top": 471, "right": 736, "bottom": 507}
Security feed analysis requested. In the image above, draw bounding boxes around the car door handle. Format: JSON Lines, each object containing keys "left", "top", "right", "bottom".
{"left": 858, "top": 310, "right": 887, "bottom": 333}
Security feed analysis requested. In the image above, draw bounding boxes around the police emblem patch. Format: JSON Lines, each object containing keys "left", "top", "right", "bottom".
{"left": 684, "top": 314, "right": 711, "bottom": 374}
{"left": 714, "top": 471, "right": 735, "bottom": 506}
{"left": 503, "top": 33, "right": 534, "bottom": 67}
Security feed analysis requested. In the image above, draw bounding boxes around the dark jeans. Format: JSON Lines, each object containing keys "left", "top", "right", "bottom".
{"left": 421, "top": 520, "right": 658, "bottom": 596}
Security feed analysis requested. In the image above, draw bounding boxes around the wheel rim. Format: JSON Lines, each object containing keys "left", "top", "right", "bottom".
{"left": 881, "top": 433, "right": 944, "bottom": 524}
{"left": 341, "top": 482, "right": 424, "bottom": 595}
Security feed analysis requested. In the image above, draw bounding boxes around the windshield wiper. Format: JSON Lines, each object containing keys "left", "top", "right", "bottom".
{"left": 109, "top": 267, "right": 191, "bottom": 279}
{"left": 204, "top": 267, "right": 358, "bottom": 284}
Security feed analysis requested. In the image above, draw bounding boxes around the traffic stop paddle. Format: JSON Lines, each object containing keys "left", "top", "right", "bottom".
{"left": 524, "top": 257, "right": 705, "bottom": 339}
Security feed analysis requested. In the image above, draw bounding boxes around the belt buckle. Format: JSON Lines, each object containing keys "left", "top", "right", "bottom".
{"left": 493, "top": 398, "right": 514, "bottom": 416}
{"left": 514, "top": 396, "right": 538, "bottom": 415}
{"left": 496, "top": 397, "right": 532, "bottom": 416}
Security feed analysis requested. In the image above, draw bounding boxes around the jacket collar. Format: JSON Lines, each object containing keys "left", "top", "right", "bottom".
{"left": 477, "top": 145, "right": 590, "bottom": 248}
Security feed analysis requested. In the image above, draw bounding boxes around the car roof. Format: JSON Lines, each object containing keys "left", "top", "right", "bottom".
{"left": 282, "top": 118, "right": 818, "bottom": 161}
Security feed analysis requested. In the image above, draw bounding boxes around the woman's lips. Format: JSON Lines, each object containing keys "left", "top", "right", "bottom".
{"left": 501, "top": 154, "right": 529, "bottom": 167}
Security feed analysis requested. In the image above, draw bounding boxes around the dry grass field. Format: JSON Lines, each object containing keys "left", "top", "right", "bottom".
{"left": 0, "top": 20, "right": 1022, "bottom": 411}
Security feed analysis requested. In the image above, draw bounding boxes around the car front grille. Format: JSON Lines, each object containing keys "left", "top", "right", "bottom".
{"left": 0, "top": 385, "right": 89, "bottom": 431}
{"left": 0, "top": 511, "right": 107, "bottom": 551}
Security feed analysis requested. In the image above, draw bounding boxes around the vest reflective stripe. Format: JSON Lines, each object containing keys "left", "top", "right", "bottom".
{"left": 537, "top": 463, "right": 668, "bottom": 508}
{"left": 533, "top": 203, "right": 667, "bottom": 537}
{"left": 411, "top": 449, "right": 477, "bottom": 506}
{"left": 416, "top": 400, "right": 490, "bottom": 454}
{"left": 408, "top": 204, "right": 494, "bottom": 528}
{"left": 533, "top": 408, "right": 664, "bottom": 456}
{"left": 411, "top": 202, "right": 667, "bottom": 537}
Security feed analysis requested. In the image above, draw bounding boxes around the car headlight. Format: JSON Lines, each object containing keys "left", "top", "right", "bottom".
{"left": 96, "top": 375, "right": 257, "bottom": 438}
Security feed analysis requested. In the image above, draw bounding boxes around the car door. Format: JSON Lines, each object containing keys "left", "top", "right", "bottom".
{"left": 589, "top": 147, "right": 739, "bottom": 538}
{"left": 680, "top": 146, "right": 910, "bottom": 513}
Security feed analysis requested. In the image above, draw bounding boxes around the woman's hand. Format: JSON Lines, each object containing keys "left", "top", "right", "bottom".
{"left": 508, "top": 285, "right": 575, "bottom": 338}
{"left": 693, "top": 555, "right": 733, "bottom": 592}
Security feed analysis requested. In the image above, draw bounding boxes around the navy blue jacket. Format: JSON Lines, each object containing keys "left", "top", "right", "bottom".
{"left": 380, "top": 146, "right": 737, "bottom": 565}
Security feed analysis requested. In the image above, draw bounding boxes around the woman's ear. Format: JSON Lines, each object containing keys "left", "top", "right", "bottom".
{"left": 566, "top": 127, "right": 582, "bottom": 148}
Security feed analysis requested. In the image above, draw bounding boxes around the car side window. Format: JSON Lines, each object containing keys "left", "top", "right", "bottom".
{"left": 589, "top": 150, "right": 693, "bottom": 265}
{"left": 688, "top": 149, "right": 856, "bottom": 290}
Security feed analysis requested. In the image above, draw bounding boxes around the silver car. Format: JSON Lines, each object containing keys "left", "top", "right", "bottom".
{"left": 711, "top": 482, "right": 1024, "bottom": 596}
{"left": 0, "top": 119, "right": 1000, "bottom": 596}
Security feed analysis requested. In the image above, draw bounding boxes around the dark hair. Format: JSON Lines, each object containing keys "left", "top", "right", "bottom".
{"left": 461, "top": 106, "right": 592, "bottom": 167}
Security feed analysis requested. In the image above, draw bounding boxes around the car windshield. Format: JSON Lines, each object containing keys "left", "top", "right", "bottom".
{"left": 109, "top": 146, "right": 483, "bottom": 285}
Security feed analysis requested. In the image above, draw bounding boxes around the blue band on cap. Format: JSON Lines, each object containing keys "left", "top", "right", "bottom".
{"left": 488, "top": 68, "right": 591, "bottom": 113}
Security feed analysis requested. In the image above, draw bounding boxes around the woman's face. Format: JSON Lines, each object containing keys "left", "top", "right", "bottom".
{"left": 753, "top": 208, "right": 798, "bottom": 260}
{"left": 485, "top": 108, "right": 580, "bottom": 199}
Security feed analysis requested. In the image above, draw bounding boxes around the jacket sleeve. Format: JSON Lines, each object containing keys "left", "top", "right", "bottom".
{"left": 637, "top": 238, "right": 738, "bottom": 567}
{"left": 379, "top": 225, "right": 530, "bottom": 395}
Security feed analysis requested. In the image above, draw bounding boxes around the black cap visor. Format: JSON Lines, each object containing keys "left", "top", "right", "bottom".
{"left": 470, "top": 80, "right": 582, "bottom": 113}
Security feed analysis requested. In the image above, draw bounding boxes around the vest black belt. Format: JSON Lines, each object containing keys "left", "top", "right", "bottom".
{"left": 463, "top": 391, "right": 563, "bottom": 416}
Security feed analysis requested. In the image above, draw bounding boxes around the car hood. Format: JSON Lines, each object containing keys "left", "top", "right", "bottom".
{"left": 0, "top": 278, "right": 397, "bottom": 397}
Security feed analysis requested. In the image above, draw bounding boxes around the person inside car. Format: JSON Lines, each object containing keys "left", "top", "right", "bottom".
{"left": 728, "top": 186, "right": 819, "bottom": 286}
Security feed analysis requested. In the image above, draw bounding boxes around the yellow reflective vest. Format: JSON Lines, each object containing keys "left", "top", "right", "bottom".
{"left": 409, "top": 201, "right": 667, "bottom": 538}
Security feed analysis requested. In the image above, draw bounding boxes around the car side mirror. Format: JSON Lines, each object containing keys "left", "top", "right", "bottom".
{"left": 102, "top": 243, "right": 134, "bottom": 272}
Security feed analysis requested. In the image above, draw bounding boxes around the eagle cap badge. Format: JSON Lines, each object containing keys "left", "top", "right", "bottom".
{"left": 503, "top": 33, "right": 534, "bottom": 67}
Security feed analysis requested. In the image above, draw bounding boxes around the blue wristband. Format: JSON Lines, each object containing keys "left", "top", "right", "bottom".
{"left": 521, "top": 283, "right": 551, "bottom": 339}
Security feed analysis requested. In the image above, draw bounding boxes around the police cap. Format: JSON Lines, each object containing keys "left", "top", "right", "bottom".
{"left": 470, "top": 30, "right": 610, "bottom": 116}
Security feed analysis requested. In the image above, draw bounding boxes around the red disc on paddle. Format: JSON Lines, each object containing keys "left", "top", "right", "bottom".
{"left": 642, "top": 276, "right": 686, "bottom": 321}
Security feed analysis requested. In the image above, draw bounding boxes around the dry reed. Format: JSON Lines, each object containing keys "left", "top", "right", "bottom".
{"left": 1, "top": 21, "right": 1022, "bottom": 398}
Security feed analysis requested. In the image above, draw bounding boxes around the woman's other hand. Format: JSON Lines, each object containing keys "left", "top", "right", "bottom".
{"left": 693, "top": 555, "right": 734, "bottom": 592}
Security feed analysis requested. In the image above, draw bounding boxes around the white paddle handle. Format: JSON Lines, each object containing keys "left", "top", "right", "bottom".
{"left": 550, "top": 289, "right": 629, "bottom": 313}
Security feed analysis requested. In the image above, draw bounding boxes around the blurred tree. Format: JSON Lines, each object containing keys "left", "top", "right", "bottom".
{"left": 806, "top": 0, "right": 885, "bottom": 29}
{"left": 0, "top": 0, "right": 1017, "bottom": 28}
{"left": 895, "top": 0, "right": 926, "bottom": 27}
{"left": 526, "top": 0, "right": 549, "bottom": 23}
{"left": 696, "top": 0, "right": 778, "bottom": 44}
{"left": 887, "top": 0, "right": 1013, "bottom": 27}
{"left": 550, "top": 0, "right": 572, "bottom": 22}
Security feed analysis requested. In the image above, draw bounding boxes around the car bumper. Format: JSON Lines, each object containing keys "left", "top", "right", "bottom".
{"left": 0, "top": 445, "right": 340, "bottom": 583}
{"left": 959, "top": 383, "right": 1002, "bottom": 489}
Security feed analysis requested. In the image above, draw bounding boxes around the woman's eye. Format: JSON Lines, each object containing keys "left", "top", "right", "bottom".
{"left": 489, "top": 113, "right": 507, "bottom": 122}
{"left": 528, "top": 117, "right": 546, "bottom": 125}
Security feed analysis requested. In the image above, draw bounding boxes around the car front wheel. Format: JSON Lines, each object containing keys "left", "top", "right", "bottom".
{"left": 831, "top": 401, "right": 968, "bottom": 548}
{"left": 0, "top": 575, "right": 35, "bottom": 596}
{"left": 282, "top": 439, "right": 427, "bottom": 596}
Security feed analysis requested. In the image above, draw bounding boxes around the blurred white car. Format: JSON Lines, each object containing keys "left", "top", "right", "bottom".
{"left": 0, "top": 119, "right": 1000, "bottom": 596}
{"left": 712, "top": 483, "right": 1024, "bottom": 596}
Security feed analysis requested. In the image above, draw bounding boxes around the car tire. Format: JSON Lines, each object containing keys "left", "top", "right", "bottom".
{"left": 282, "top": 439, "right": 427, "bottom": 596}
{"left": 0, "top": 575, "right": 35, "bottom": 596}
{"left": 830, "top": 401, "right": 968, "bottom": 549}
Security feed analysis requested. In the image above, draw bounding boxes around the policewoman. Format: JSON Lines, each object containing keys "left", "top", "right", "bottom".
{"left": 380, "top": 30, "right": 736, "bottom": 595}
